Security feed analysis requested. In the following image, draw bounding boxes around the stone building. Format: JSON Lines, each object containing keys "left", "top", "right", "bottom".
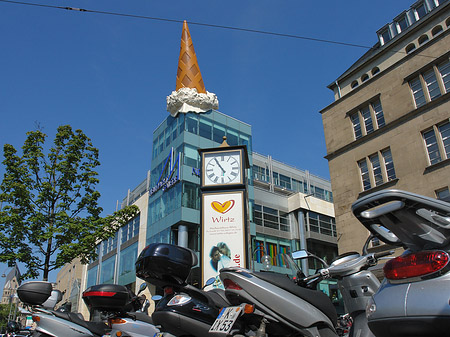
{"left": 321, "top": 0, "right": 450, "bottom": 253}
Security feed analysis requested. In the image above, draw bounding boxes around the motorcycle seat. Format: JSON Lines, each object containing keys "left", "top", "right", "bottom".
{"left": 254, "top": 271, "right": 337, "bottom": 327}
{"left": 132, "top": 312, "right": 155, "bottom": 324}
{"left": 52, "top": 310, "right": 109, "bottom": 335}
{"left": 205, "top": 288, "right": 230, "bottom": 308}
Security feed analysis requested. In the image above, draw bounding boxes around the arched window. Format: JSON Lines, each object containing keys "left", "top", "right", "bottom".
{"left": 432, "top": 25, "right": 443, "bottom": 36}
{"left": 351, "top": 80, "right": 359, "bottom": 89}
{"left": 418, "top": 34, "right": 429, "bottom": 45}
{"left": 361, "top": 74, "right": 369, "bottom": 83}
{"left": 371, "top": 67, "right": 380, "bottom": 76}
{"left": 406, "top": 43, "right": 416, "bottom": 54}
{"left": 446, "top": 17, "right": 450, "bottom": 28}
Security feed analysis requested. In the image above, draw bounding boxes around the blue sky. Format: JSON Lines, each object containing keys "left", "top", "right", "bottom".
{"left": 0, "top": 0, "right": 415, "bottom": 284}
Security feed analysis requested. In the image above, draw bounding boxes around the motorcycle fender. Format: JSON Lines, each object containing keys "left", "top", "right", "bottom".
{"left": 36, "top": 314, "right": 93, "bottom": 337}
{"left": 406, "top": 275, "right": 450, "bottom": 316}
{"left": 370, "top": 281, "right": 409, "bottom": 320}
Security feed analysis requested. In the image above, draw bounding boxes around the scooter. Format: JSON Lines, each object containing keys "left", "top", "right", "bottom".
{"left": 352, "top": 189, "right": 450, "bottom": 337}
{"left": 219, "top": 256, "right": 338, "bottom": 336}
{"left": 292, "top": 234, "right": 392, "bottom": 337}
{"left": 135, "top": 243, "right": 250, "bottom": 337}
{"left": 82, "top": 282, "right": 160, "bottom": 337}
{"left": 17, "top": 281, "right": 110, "bottom": 337}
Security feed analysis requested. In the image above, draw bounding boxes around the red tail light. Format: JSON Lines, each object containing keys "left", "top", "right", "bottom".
{"left": 384, "top": 250, "right": 449, "bottom": 280}
{"left": 164, "top": 287, "right": 173, "bottom": 295}
{"left": 223, "top": 279, "right": 242, "bottom": 290}
{"left": 83, "top": 291, "right": 117, "bottom": 297}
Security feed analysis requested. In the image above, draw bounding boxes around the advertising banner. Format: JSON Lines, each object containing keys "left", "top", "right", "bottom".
{"left": 202, "top": 191, "right": 246, "bottom": 288}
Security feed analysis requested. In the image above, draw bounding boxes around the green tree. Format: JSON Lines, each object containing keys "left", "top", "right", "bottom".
{"left": 0, "top": 125, "right": 138, "bottom": 281}
{"left": 0, "top": 303, "right": 11, "bottom": 332}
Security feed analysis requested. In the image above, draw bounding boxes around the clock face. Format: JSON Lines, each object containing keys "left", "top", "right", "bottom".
{"left": 204, "top": 150, "right": 242, "bottom": 186}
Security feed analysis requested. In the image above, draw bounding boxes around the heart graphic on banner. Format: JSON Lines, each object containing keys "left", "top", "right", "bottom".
{"left": 211, "top": 200, "right": 235, "bottom": 214}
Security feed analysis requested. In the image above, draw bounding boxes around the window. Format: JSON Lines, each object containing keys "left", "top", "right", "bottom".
{"left": 379, "top": 28, "right": 391, "bottom": 45}
{"left": 351, "top": 113, "right": 362, "bottom": 139}
{"left": 424, "top": 68, "right": 441, "bottom": 100}
{"left": 409, "top": 56, "right": 450, "bottom": 103}
{"left": 414, "top": 2, "right": 428, "bottom": 20}
{"left": 121, "top": 215, "right": 140, "bottom": 244}
{"left": 395, "top": 15, "right": 409, "bottom": 33}
{"left": 185, "top": 115, "right": 198, "bottom": 134}
{"left": 358, "top": 159, "right": 371, "bottom": 191}
{"left": 226, "top": 129, "right": 239, "bottom": 146}
{"left": 253, "top": 165, "right": 269, "bottom": 182}
{"left": 351, "top": 80, "right": 359, "bottom": 89}
{"left": 432, "top": 25, "right": 443, "bottom": 36}
{"left": 436, "top": 187, "right": 450, "bottom": 201}
{"left": 409, "top": 77, "right": 426, "bottom": 107}
{"left": 253, "top": 204, "right": 290, "bottom": 232}
{"left": 370, "top": 154, "right": 383, "bottom": 186}
{"left": 438, "top": 59, "right": 450, "bottom": 92}
{"left": 279, "top": 174, "right": 292, "bottom": 190}
{"left": 361, "top": 106, "right": 374, "bottom": 134}
{"left": 183, "top": 144, "right": 198, "bottom": 168}
{"left": 199, "top": 119, "right": 212, "bottom": 140}
{"left": 418, "top": 34, "right": 429, "bottom": 45}
{"left": 361, "top": 74, "right": 369, "bottom": 83}
{"left": 253, "top": 239, "right": 291, "bottom": 268}
{"left": 100, "top": 256, "right": 116, "bottom": 284}
{"left": 372, "top": 67, "right": 380, "bottom": 76}
{"left": 423, "top": 120, "right": 450, "bottom": 165}
{"left": 350, "top": 99, "right": 385, "bottom": 139}
{"left": 118, "top": 243, "right": 138, "bottom": 285}
{"left": 406, "top": 43, "right": 416, "bottom": 54}
{"left": 86, "top": 266, "right": 98, "bottom": 288}
{"left": 213, "top": 123, "right": 226, "bottom": 144}
{"left": 308, "top": 212, "right": 336, "bottom": 237}
{"left": 382, "top": 148, "right": 397, "bottom": 181}
{"left": 182, "top": 182, "right": 200, "bottom": 210}
{"left": 103, "top": 233, "right": 118, "bottom": 255}
{"left": 358, "top": 148, "right": 397, "bottom": 191}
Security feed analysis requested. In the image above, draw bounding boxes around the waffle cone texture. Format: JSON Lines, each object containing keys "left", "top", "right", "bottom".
{"left": 176, "top": 21, "right": 206, "bottom": 93}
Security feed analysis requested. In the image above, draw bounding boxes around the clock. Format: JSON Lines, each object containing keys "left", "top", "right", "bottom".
{"left": 202, "top": 150, "right": 243, "bottom": 186}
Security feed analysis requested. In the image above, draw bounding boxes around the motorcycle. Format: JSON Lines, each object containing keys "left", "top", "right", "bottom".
{"left": 17, "top": 281, "right": 110, "bottom": 337}
{"left": 352, "top": 189, "right": 450, "bottom": 337}
{"left": 291, "top": 234, "right": 392, "bottom": 337}
{"left": 218, "top": 254, "right": 338, "bottom": 336}
{"left": 135, "top": 243, "right": 250, "bottom": 337}
{"left": 82, "top": 282, "right": 160, "bottom": 337}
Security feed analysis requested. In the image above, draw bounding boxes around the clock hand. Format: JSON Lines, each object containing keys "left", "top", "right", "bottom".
{"left": 214, "top": 158, "right": 226, "bottom": 174}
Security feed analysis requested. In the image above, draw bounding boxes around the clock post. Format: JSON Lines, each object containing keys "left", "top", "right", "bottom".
{"left": 198, "top": 137, "right": 250, "bottom": 288}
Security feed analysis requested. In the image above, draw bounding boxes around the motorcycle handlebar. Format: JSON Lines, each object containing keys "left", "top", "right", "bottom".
{"left": 373, "top": 250, "right": 394, "bottom": 260}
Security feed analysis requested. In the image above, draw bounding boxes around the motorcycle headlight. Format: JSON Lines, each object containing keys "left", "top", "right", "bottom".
{"left": 167, "top": 294, "right": 191, "bottom": 306}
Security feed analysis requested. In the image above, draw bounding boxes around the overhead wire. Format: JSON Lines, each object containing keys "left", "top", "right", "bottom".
{"left": 0, "top": 0, "right": 438, "bottom": 59}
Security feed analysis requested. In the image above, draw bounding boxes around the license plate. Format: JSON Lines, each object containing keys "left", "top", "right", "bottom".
{"left": 209, "top": 306, "right": 242, "bottom": 334}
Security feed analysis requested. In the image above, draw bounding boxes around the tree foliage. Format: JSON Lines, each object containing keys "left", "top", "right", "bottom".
{"left": 0, "top": 125, "right": 138, "bottom": 281}
{"left": 0, "top": 303, "right": 11, "bottom": 331}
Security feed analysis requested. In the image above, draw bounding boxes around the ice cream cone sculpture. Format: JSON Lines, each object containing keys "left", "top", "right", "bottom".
{"left": 167, "top": 20, "right": 219, "bottom": 117}
{"left": 176, "top": 20, "right": 206, "bottom": 93}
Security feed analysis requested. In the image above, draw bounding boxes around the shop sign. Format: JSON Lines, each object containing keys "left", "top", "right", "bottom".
{"left": 150, "top": 148, "right": 181, "bottom": 196}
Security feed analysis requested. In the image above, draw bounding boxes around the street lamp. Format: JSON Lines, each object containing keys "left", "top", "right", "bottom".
{"left": 252, "top": 247, "right": 272, "bottom": 271}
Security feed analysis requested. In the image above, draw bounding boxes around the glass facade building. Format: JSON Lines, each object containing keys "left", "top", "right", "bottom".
{"left": 147, "top": 110, "right": 253, "bottom": 249}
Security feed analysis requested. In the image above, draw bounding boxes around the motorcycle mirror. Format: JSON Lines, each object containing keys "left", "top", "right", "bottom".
{"left": 205, "top": 277, "right": 216, "bottom": 287}
{"left": 292, "top": 250, "right": 309, "bottom": 260}
{"left": 138, "top": 283, "right": 147, "bottom": 294}
{"left": 151, "top": 295, "right": 162, "bottom": 301}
